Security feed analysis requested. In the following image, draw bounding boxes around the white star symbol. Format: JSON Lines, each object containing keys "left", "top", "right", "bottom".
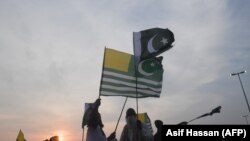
{"left": 160, "top": 37, "right": 168, "bottom": 45}
{"left": 150, "top": 62, "right": 155, "bottom": 67}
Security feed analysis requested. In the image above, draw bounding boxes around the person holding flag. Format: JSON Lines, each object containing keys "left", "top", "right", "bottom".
{"left": 85, "top": 98, "right": 116, "bottom": 141}
{"left": 120, "top": 108, "right": 149, "bottom": 141}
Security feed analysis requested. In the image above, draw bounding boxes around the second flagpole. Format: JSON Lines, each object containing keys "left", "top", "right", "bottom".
{"left": 114, "top": 97, "right": 128, "bottom": 132}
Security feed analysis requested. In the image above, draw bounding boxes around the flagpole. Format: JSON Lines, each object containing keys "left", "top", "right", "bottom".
{"left": 135, "top": 71, "right": 139, "bottom": 115}
{"left": 132, "top": 32, "right": 139, "bottom": 115}
{"left": 135, "top": 74, "right": 139, "bottom": 141}
{"left": 98, "top": 47, "right": 107, "bottom": 99}
{"left": 82, "top": 128, "right": 84, "bottom": 141}
{"left": 187, "top": 117, "right": 199, "bottom": 123}
{"left": 114, "top": 97, "right": 128, "bottom": 132}
{"left": 133, "top": 32, "right": 139, "bottom": 141}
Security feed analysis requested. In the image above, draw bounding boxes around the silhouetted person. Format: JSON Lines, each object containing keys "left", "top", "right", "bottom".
{"left": 49, "top": 136, "right": 59, "bottom": 141}
{"left": 120, "top": 108, "right": 146, "bottom": 141}
{"left": 154, "top": 120, "right": 163, "bottom": 141}
{"left": 86, "top": 98, "right": 116, "bottom": 141}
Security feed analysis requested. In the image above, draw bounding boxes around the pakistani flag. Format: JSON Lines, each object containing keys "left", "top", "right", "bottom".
{"left": 133, "top": 28, "right": 174, "bottom": 62}
{"left": 100, "top": 48, "right": 163, "bottom": 98}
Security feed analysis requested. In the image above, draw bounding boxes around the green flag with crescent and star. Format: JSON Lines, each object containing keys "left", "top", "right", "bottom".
{"left": 100, "top": 48, "right": 163, "bottom": 98}
{"left": 133, "top": 28, "right": 174, "bottom": 63}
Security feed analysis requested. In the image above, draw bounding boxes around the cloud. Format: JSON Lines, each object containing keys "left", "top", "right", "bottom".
{"left": 0, "top": 114, "right": 20, "bottom": 121}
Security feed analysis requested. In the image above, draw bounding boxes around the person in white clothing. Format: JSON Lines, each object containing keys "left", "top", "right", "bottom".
{"left": 86, "top": 98, "right": 116, "bottom": 141}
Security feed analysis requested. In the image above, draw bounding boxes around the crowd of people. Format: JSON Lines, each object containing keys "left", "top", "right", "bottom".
{"left": 85, "top": 98, "right": 163, "bottom": 141}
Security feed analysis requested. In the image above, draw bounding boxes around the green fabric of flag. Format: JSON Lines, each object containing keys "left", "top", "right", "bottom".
{"left": 100, "top": 48, "right": 163, "bottom": 98}
{"left": 133, "top": 28, "right": 174, "bottom": 62}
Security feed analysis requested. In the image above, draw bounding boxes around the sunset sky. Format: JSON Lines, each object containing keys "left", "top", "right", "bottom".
{"left": 1, "top": 0, "right": 250, "bottom": 140}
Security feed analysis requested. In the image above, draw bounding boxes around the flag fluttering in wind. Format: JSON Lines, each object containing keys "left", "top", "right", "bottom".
{"left": 195, "top": 106, "right": 222, "bottom": 120}
{"left": 210, "top": 106, "right": 222, "bottom": 115}
{"left": 137, "top": 113, "right": 153, "bottom": 134}
{"left": 177, "top": 106, "right": 222, "bottom": 125}
{"left": 100, "top": 48, "right": 163, "bottom": 98}
{"left": 137, "top": 113, "right": 154, "bottom": 140}
{"left": 16, "top": 129, "right": 26, "bottom": 141}
{"left": 133, "top": 28, "right": 175, "bottom": 63}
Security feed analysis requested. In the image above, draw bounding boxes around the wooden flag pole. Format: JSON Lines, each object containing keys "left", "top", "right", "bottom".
{"left": 98, "top": 47, "right": 107, "bottom": 99}
{"left": 135, "top": 70, "right": 139, "bottom": 116}
{"left": 133, "top": 32, "right": 139, "bottom": 141}
{"left": 133, "top": 32, "right": 139, "bottom": 116}
{"left": 114, "top": 97, "right": 128, "bottom": 132}
{"left": 82, "top": 128, "right": 84, "bottom": 141}
{"left": 135, "top": 69, "right": 139, "bottom": 141}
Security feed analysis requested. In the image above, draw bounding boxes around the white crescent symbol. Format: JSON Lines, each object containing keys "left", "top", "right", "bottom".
{"left": 138, "top": 60, "right": 154, "bottom": 76}
{"left": 147, "top": 34, "right": 158, "bottom": 53}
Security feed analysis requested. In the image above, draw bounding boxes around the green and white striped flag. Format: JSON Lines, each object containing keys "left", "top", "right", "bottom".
{"left": 138, "top": 113, "right": 153, "bottom": 134}
{"left": 100, "top": 48, "right": 163, "bottom": 98}
{"left": 138, "top": 113, "right": 154, "bottom": 141}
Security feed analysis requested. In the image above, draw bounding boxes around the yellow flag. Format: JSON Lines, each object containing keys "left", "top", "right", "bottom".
{"left": 16, "top": 129, "right": 26, "bottom": 141}
{"left": 137, "top": 113, "right": 153, "bottom": 134}
{"left": 104, "top": 48, "right": 132, "bottom": 72}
